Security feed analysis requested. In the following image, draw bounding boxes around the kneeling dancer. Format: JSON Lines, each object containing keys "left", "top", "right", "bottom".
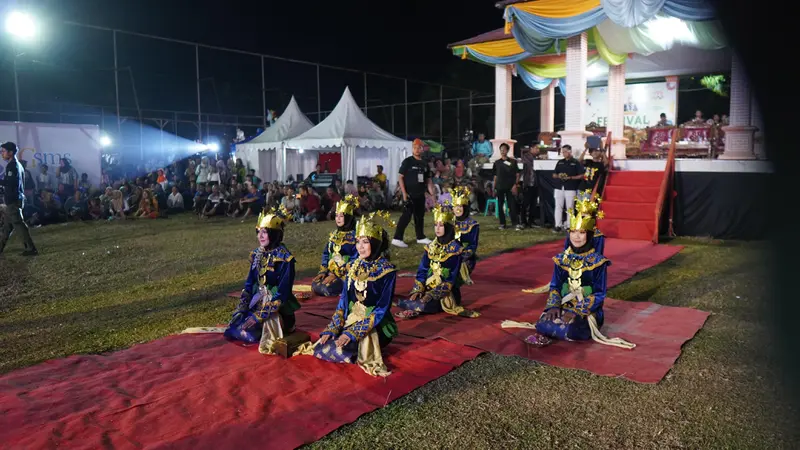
{"left": 504, "top": 194, "right": 634, "bottom": 349}
{"left": 224, "top": 206, "right": 301, "bottom": 354}
{"left": 396, "top": 203, "right": 479, "bottom": 319}
{"left": 296, "top": 211, "right": 398, "bottom": 377}
{"left": 312, "top": 194, "right": 359, "bottom": 297}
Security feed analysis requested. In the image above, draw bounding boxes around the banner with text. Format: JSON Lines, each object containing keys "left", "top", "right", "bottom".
{"left": 583, "top": 81, "right": 677, "bottom": 129}
{"left": 0, "top": 122, "right": 102, "bottom": 185}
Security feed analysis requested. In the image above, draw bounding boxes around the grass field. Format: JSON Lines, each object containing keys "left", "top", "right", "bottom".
{"left": 0, "top": 214, "right": 797, "bottom": 449}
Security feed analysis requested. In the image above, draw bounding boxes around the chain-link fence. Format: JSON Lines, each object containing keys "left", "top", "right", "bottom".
{"left": 0, "top": 20, "right": 507, "bottom": 163}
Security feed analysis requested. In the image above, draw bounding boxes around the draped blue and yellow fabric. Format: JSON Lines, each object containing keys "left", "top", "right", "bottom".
{"left": 504, "top": 0, "right": 717, "bottom": 55}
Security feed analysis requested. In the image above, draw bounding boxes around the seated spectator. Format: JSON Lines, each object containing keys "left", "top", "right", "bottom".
{"left": 300, "top": 185, "right": 321, "bottom": 222}
{"left": 236, "top": 185, "right": 263, "bottom": 221}
{"left": 322, "top": 186, "right": 341, "bottom": 220}
{"left": 109, "top": 190, "right": 127, "bottom": 220}
{"left": 135, "top": 189, "right": 159, "bottom": 219}
{"left": 280, "top": 186, "right": 300, "bottom": 218}
{"left": 65, "top": 191, "right": 87, "bottom": 221}
{"left": 368, "top": 182, "right": 386, "bottom": 210}
{"left": 167, "top": 186, "right": 184, "bottom": 213}
{"left": 373, "top": 165, "right": 387, "bottom": 190}
{"left": 344, "top": 179, "right": 357, "bottom": 196}
{"left": 87, "top": 198, "right": 103, "bottom": 220}
{"left": 78, "top": 173, "right": 92, "bottom": 193}
{"left": 357, "top": 184, "right": 372, "bottom": 214}
{"left": 201, "top": 185, "right": 224, "bottom": 219}
{"left": 438, "top": 183, "right": 452, "bottom": 205}
{"left": 193, "top": 184, "right": 208, "bottom": 214}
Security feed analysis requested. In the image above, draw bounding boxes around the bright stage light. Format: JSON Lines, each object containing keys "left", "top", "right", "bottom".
{"left": 5, "top": 11, "right": 37, "bottom": 40}
{"left": 207, "top": 142, "right": 220, "bottom": 152}
{"left": 644, "top": 16, "right": 696, "bottom": 47}
{"left": 100, "top": 135, "right": 112, "bottom": 147}
{"left": 298, "top": 148, "right": 305, "bottom": 154}
{"left": 586, "top": 63, "right": 606, "bottom": 80}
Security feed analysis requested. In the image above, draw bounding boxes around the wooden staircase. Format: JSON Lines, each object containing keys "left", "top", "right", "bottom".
{"left": 597, "top": 130, "right": 677, "bottom": 243}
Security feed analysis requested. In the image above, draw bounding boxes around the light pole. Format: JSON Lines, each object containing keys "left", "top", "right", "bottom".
{"left": 5, "top": 11, "right": 38, "bottom": 122}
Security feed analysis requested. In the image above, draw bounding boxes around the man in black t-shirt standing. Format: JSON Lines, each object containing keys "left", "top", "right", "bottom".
{"left": 551, "top": 145, "right": 584, "bottom": 232}
{"left": 492, "top": 143, "right": 522, "bottom": 230}
{"left": 392, "top": 139, "right": 435, "bottom": 248}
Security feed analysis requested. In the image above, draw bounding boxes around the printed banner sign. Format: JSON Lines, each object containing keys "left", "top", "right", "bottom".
{"left": 583, "top": 81, "right": 677, "bottom": 129}
{"left": 0, "top": 122, "right": 102, "bottom": 185}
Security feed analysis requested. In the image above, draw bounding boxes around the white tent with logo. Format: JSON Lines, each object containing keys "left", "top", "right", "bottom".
{"left": 285, "top": 87, "right": 411, "bottom": 187}
{"left": 234, "top": 96, "right": 314, "bottom": 182}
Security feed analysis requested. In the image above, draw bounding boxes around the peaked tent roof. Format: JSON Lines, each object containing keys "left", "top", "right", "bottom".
{"left": 236, "top": 96, "right": 314, "bottom": 151}
{"left": 286, "top": 87, "right": 410, "bottom": 152}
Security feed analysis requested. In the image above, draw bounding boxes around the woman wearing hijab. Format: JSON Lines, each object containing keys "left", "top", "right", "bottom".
{"left": 224, "top": 205, "right": 301, "bottom": 355}
{"left": 296, "top": 211, "right": 398, "bottom": 377}
{"left": 312, "top": 194, "right": 360, "bottom": 297}
{"left": 395, "top": 203, "right": 479, "bottom": 319}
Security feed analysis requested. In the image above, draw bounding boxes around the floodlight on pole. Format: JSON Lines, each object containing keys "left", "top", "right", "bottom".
{"left": 5, "top": 11, "right": 37, "bottom": 40}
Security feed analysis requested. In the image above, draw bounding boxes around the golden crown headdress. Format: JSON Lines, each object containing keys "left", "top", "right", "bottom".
{"left": 355, "top": 210, "right": 396, "bottom": 241}
{"left": 568, "top": 189, "right": 604, "bottom": 232}
{"left": 432, "top": 203, "right": 456, "bottom": 225}
{"left": 335, "top": 194, "right": 359, "bottom": 215}
{"left": 450, "top": 186, "right": 471, "bottom": 207}
{"left": 256, "top": 205, "right": 292, "bottom": 230}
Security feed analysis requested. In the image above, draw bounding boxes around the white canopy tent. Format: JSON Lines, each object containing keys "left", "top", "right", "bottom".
{"left": 285, "top": 87, "right": 411, "bottom": 187}
{"left": 234, "top": 96, "right": 314, "bottom": 182}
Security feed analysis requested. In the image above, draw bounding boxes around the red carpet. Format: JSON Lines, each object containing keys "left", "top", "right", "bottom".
{"left": 299, "top": 239, "right": 700, "bottom": 383}
{"left": 0, "top": 312, "right": 482, "bottom": 450}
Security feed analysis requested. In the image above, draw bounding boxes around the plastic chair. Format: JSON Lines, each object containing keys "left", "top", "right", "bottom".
{"left": 483, "top": 198, "right": 510, "bottom": 218}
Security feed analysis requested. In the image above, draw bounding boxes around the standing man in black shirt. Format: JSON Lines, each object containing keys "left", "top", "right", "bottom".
{"left": 551, "top": 144, "right": 584, "bottom": 232}
{"left": 392, "top": 139, "right": 435, "bottom": 248}
{"left": 492, "top": 143, "right": 522, "bottom": 231}
{"left": 1, "top": 142, "right": 38, "bottom": 256}
{"left": 520, "top": 144, "right": 540, "bottom": 228}
{"left": 580, "top": 148, "right": 609, "bottom": 195}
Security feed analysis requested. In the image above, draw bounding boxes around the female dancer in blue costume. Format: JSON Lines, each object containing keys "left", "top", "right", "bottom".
{"left": 311, "top": 195, "right": 360, "bottom": 297}
{"left": 395, "top": 204, "right": 480, "bottom": 319}
{"left": 224, "top": 205, "right": 301, "bottom": 354}
{"left": 296, "top": 211, "right": 398, "bottom": 377}
{"left": 526, "top": 189, "right": 605, "bottom": 294}
{"left": 506, "top": 194, "right": 634, "bottom": 349}
{"left": 450, "top": 186, "right": 479, "bottom": 277}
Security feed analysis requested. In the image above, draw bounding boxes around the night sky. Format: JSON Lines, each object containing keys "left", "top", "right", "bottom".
{"left": 0, "top": 1, "right": 729, "bottom": 148}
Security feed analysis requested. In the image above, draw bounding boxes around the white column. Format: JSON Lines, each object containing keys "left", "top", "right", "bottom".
{"left": 720, "top": 53, "right": 756, "bottom": 160}
{"left": 490, "top": 64, "right": 516, "bottom": 161}
{"left": 607, "top": 63, "right": 627, "bottom": 159}
{"left": 751, "top": 90, "right": 766, "bottom": 160}
{"left": 558, "top": 32, "right": 592, "bottom": 150}
{"left": 540, "top": 80, "right": 555, "bottom": 133}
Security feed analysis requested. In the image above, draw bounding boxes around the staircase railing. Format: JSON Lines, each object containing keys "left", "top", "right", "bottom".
{"left": 591, "top": 131, "right": 613, "bottom": 200}
{"left": 653, "top": 129, "right": 678, "bottom": 243}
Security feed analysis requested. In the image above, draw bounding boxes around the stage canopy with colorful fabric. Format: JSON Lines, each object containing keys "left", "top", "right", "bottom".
{"left": 449, "top": 0, "right": 728, "bottom": 93}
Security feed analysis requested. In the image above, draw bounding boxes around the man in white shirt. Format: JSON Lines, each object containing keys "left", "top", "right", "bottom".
{"left": 167, "top": 186, "right": 184, "bottom": 212}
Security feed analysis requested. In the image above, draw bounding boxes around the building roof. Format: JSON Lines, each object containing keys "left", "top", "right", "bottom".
{"left": 495, "top": 0, "right": 526, "bottom": 7}
{"left": 448, "top": 28, "right": 509, "bottom": 48}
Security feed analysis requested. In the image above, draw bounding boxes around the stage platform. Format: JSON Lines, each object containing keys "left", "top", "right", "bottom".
{"left": 484, "top": 159, "right": 773, "bottom": 173}
{"left": 517, "top": 159, "right": 771, "bottom": 240}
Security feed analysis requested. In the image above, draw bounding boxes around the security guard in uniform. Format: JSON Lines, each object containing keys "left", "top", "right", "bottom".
{"left": 0, "top": 141, "right": 38, "bottom": 256}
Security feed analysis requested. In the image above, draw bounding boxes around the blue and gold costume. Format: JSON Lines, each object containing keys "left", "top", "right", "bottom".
{"left": 532, "top": 193, "right": 635, "bottom": 349}
{"left": 313, "top": 229, "right": 358, "bottom": 296}
{"left": 452, "top": 186, "right": 480, "bottom": 274}
{"left": 296, "top": 211, "right": 398, "bottom": 377}
{"left": 312, "top": 195, "right": 360, "bottom": 297}
{"left": 224, "top": 206, "right": 300, "bottom": 354}
{"left": 397, "top": 204, "right": 480, "bottom": 318}
{"left": 535, "top": 248, "right": 609, "bottom": 340}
